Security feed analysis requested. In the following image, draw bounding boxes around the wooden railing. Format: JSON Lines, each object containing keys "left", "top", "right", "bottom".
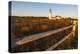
{"left": 16, "top": 25, "right": 73, "bottom": 45}
{"left": 46, "top": 32, "right": 74, "bottom": 50}
{"left": 12, "top": 25, "right": 73, "bottom": 49}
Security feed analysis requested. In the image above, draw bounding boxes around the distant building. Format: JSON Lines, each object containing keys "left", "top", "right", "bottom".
{"left": 48, "top": 9, "right": 62, "bottom": 20}
{"left": 49, "top": 9, "right": 52, "bottom": 19}
{"left": 55, "top": 16, "right": 62, "bottom": 19}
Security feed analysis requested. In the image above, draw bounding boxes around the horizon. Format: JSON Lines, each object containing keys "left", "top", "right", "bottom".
{"left": 10, "top": 1, "right": 78, "bottom": 18}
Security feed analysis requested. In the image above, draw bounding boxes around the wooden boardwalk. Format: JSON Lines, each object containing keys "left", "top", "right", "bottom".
{"left": 15, "top": 25, "right": 73, "bottom": 46}
{"left": 46, "top": 32, "right": 73, "bottom": 50}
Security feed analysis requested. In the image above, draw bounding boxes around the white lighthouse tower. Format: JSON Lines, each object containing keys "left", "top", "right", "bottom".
{"left": 49, "top": 9, "right": 52, "bottom": 19}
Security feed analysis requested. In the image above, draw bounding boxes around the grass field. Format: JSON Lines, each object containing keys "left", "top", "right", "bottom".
{"left": 11, "top": 16, "right": 73, "bottom": 39}
{"left": 10, "top": 16, "right": 78, "bottom": 52}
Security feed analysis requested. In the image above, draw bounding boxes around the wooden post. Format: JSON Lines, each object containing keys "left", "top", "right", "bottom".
{"left": 72, "top": 20, "right": 77, "bottom": 37}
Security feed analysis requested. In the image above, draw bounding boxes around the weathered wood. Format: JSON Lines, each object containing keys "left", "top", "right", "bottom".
{"left": 46, "top": 32, "right": 73, "bottom": 50}
{"left": 15, "top": 25, "right": 73, "bottom": 46}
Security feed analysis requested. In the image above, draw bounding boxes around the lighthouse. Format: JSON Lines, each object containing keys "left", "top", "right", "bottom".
{"left": 49, "top": 9, "right": 52, "bottom": 19}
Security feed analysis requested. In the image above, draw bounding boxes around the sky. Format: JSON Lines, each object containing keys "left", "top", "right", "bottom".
{"left": 11, "top": 1, "right": 78, "bottom": 18}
